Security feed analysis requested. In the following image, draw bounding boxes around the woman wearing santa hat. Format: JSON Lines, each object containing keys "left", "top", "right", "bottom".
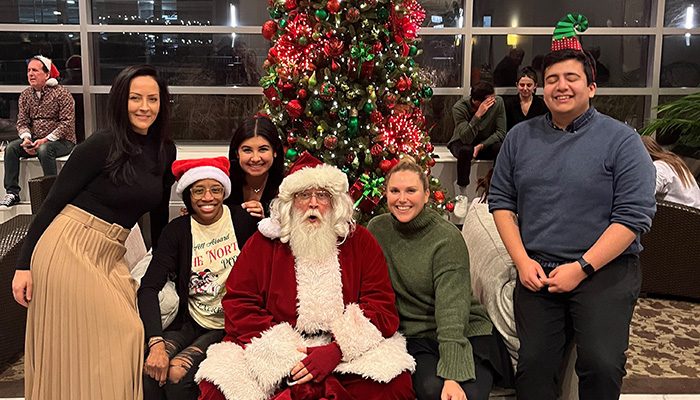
{"left": 12, "top": 64, "right": 177, "bottom": 400}
{"left": 139, "top": 156, "right": 257, "bottom": 400}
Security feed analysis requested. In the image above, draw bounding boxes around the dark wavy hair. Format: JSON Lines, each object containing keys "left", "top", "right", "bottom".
{"left": 104, "top": 65, "right": 171, "bottom": 185}
{"left": 543, "top": 49, "right": 596, "bottom": 85}
{"left": 517, "top": 66, "right": 539, "bottom": 85}
{"left": 227, "top": 115, "right": 284, "bottom": 199}
{"left": 470, "top": 81, "right": 495, "bottom": 102}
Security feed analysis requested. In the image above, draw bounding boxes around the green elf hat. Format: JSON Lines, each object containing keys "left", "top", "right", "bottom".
{"left": 551, "top": 13, "right": 589, "bottom": 51}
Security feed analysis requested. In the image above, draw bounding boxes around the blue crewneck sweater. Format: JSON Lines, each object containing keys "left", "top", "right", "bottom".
{"left": 488, "top": 108, "right": 656, "bottom": 261}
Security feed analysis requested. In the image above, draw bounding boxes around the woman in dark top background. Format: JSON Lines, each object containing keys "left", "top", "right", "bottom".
{"left": 504, "top": 67, "right": 548, "bottom": 132}
{"left": 12, "top": 65, "right": 176, "bottom": 400}
{"left": 139, "top": 157, "right": 257, "bottom": 400}
{"left": 225, "top": 115, "right": 284, "bottom": 218}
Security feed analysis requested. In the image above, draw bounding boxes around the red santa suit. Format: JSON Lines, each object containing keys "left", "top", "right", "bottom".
{"left": 195, "top": 155, "right": 415, "bottom": 400}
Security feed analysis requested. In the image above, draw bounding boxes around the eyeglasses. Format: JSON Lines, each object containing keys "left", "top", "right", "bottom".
{"left": 294, "top": 190, "right": 333, "bottom": 205}
{"left": 191, "top": 185, "right": 225, "bottom": 199}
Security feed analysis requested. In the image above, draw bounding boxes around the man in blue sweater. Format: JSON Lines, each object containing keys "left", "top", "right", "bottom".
{"left": 488, "top": 14, "right": 656, "bottom": 400}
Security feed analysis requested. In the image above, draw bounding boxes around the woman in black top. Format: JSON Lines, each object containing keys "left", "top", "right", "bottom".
{"left": 139, "top": 157, "right": 257, "bottom": 400}
{"left": 12, "top": 65, "right": 176, "bottom": 400}
{"left": 504, "top": 67, "right": 548, "bottom": 132}
{"left": 224, "top": 115, "right": 284, "bottom": 218}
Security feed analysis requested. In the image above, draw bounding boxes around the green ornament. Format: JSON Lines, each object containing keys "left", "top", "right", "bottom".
{"left": 312, "top": 32, "right": 322, "bottom": 41}
{"left": 352, "top": 155, "right": 360, "bottom": 169}
{"left": 413, "top": 98, "right": 420, "bottom": 106}
{"left": 348, "top": 116, "right": 359, "bottom": 137}
{"left": 315, "top": 9, "right": 329, "bottom": 21}
{"left": 311, "top": 99, "right": 324, "bottom": 114}
{"left": 269, "top": 9, "right": 282, "bottom": 19}
{"left": 409, "top": 45, "right": 418, "bottom": 56}
{"left": 338, "top": 108, "right": 349, "bottom": 120}
{"left": 308, "top": 71, "right": 318, "bottom": 87}
{"left": 279, "top": 19, "right": 288, "bottom": 28}
{"left": 385, "top": 60, "right": 395, "bottom": 72}
{"left": 363, "top": 102, "right": 375, "bottom": 113}
{"left": 298, "top": 36, "right": 308, "bottom": 46}
{"left": 422, "top": 86, "right": 434, "bottom": 98}
{"left": 285, "top": 148, "right": 299, "bottom": 161}
{"left": 377, "top": 7, "right": 389, "bottom": 21}
{"left": 408, "top": 59, "right": 416, "bottom": 67}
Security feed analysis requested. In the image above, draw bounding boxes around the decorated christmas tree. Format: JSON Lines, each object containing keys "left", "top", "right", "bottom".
{"left": 260, "top": 0, "right": 452, "bottom": 221}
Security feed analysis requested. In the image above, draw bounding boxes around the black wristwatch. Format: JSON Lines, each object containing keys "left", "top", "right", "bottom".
{"left": 577, "top": 256, "right": 595, "bottom": 276}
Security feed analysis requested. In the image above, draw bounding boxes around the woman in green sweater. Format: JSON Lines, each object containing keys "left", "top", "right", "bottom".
{"left": 368, "top": 159, "right": 512, "bottom": 400}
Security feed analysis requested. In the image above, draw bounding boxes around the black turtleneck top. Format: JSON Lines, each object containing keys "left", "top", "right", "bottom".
{"left": 17, "top": 129, "right": 177, "bottom": 269}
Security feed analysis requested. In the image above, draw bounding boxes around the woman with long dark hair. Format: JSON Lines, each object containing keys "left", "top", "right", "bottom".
{"left": 11, "top": 65, "right": 177, "bottom": 400}
{"left": 641, "top": 136, "right": 700, "bottom": 208}
{"left": 225, "top": 115, "right": 284, "bottom": 218}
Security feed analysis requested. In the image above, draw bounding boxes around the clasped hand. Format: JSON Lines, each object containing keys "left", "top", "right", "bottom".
{"left": 289, "top": 342, "right": 342, "bottom": 385}
{"left": 517, "top": 259, "right": 586, "bottom": 293}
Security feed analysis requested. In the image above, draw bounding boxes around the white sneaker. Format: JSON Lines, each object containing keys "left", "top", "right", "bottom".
{"left": 0, "top": 193, "right": 20, "bottom": 209}
{"left": 453, "top": 195, "right": 469, "bottom": 219}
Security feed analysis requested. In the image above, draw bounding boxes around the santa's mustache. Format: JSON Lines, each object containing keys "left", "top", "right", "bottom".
{"left": 301, "top": 208, "right": 323, "bottom": 223}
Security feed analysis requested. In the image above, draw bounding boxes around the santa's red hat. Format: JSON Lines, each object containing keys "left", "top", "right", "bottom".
{"left": 172, "top": 156, "right": 231, "bottom": 199}
{"left": 32, "top": 55, "right": 60, "bottom": 87}
{"left": 278, "top": 151, "right": 348, "bottom": 200}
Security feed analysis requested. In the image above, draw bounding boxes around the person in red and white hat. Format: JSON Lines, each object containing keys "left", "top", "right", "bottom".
{"left": 138, "top": 156, "right": 258, "bottom": 400}
{"left": 196, "top": 152, "right": 416, "bottom": 400}
{"left": 1, "top": 55, "right": 76, "bottom": 208}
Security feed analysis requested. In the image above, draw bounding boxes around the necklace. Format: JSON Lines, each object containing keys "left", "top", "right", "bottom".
{"left": 252, "top": 186, "right": 263, "bottom": 194}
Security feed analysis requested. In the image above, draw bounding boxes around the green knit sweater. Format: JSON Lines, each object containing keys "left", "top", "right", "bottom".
{"left": 367, "top": 207, "right": 493, "bottom": 382}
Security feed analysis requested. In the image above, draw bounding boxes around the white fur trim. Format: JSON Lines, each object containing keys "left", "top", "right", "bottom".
{"left": 195, "top": 341, "right": 268, "bottom": 400}
{"left": 331, "top": 303, "right": 384, "bottom": 362}
{"left": 244, "top": 322, "right": 305, "bottom": 395}
{"left": 294, "top": 254, "right": 345, "bottom": 334}
{"left": 175, "top": 165, "right": 232, "bottom": 199}
{"left": 258, "top": 217, "right": 281, "bottom": 239}
{"left": 334, "top": 333, "right": 416, "bottom": 383}
{"left": 279, "top": 164, "right": 348, "bottom": 199}
{"left": 46, "top": 78, "right": 58, "bottom": 87}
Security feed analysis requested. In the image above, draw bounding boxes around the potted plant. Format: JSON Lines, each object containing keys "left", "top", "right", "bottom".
{"left": 640, "top": 92, "right": 700, "bottom": 160}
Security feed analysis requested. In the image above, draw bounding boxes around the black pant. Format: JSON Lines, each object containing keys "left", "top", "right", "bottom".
{"left": 448, "top": 142, "right": 501, "bottom": 187}
{"left": 143, "top": 318, "right": 225, "bottom": 400}
{"left": 514, "top": 254, "right": 641, "bottom": 400}
{"left": 407, "top": 335, "right": 505, "bottom": 400}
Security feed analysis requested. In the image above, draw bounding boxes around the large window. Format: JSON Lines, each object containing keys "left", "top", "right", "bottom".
{"left": 0, "top": 0, "right": 697, "bottom": 144}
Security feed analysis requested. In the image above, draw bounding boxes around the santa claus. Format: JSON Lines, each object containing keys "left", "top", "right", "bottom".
{"left": 195, "top": 152, "right": 415, "bottom": 400}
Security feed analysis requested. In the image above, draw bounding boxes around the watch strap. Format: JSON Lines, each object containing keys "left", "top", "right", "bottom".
{"left": 577, "top": 256, "right": 595, "bottom": 276}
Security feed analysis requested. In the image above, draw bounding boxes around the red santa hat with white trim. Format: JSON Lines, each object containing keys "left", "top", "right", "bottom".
{"left": 171, "top": 156, "right": 232, "bottom": 199}
{"left": 32, "top": 55, "right": 60, "bottom": 87}
{"left": 278, "top": 151, "right": 348, "bottom": 200}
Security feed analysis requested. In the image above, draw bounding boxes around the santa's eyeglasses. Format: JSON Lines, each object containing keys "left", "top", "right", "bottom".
{"left": 293, "top": 190, "right": 332, "bottom": 205}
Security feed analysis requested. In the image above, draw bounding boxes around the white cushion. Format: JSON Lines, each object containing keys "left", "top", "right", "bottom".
{"left": 461, "top": 201, "right": 519, "bottom": 361}
{"left": 131, "top": 252, "right": 180, "bottom": 330}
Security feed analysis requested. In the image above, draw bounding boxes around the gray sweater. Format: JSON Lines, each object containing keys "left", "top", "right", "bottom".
{"left": 488, "top": 108, "right": 656, "bottom": 261}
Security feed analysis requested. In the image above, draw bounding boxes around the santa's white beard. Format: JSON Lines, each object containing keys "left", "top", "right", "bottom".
{"left": 289, "top": 208, "right": 338, "bottom": 263}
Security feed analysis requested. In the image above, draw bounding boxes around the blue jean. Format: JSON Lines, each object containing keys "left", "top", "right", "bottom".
{"left": 3, "top": 137, "right": 74, "bottom": 195}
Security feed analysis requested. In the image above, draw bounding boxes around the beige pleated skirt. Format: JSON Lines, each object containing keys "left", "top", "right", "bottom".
{"left": 25, "top": 204, "right": 144, "bottom": 400}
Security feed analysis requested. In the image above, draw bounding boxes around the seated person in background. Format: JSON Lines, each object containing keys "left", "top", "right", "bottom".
{"left": 493, "top": 48, "right": 525, "bottom": 87}
{"left": 368, "top": 159, "right": 513, "bottom": 400}
{"left": 504, "top": 67, "right": 548, "bottom": 132}
{"left": 1, "top": 55, "right": 75, "bottom": 208}
{"left": 448, "top": 81, "right": 506, "bottom": 189}
{"left": 225, "top": 115, "right": 284, "bottom": 219}
{"left": 196, "top": 152, "right": 415, "bottom": 400}
{"left": 641, "top": 136, "right": 700, "bottom": 208}
{"left": 138, "top": 157, "right": 257, "bottom": 400}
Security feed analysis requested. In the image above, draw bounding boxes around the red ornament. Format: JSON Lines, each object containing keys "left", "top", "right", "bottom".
{"left": 379, "top": 159, "right": 393, "bottom": 173}
{"left": 319, "top": 82, "right": 337, "bottom": 101}
{"left": 331, "top": 60, "right": 340, "bottom": 72}
{"left": 425, "top": 142, "right": 434, "bottom": 152}
{"left": 426, "top": 157, "right": 436, "bottom": 167}
{"left": 396, "top": 75, "right": 412, "bottom": 92}
{"left": 284, "top": 0, "right": 297, "bottom": 10}
{"left": 281, "top": 82, "right": 295, "bottom": 98}
{"left": 267, "top": 47, "right": 278, "bottom": 62}
{"left": 346, "top": 7, "right": 361, "bottom": 23}
{"left": 263, "top": 86, "right": 281, "bottom": 106}
{"left": 346, "top": 152, "right": 356, "bottom": 163}
{"left": 383, "top": 93, "right": 397, "bottom": 109}
{"left": 323, "top": 136, "right": 338, "bottom": 149}
{"left": 324, "top": 38, "right": 345, "bottom": 57}
{"left": 302, "top": 119, "right": 313, "bottom": 130}
{"left": 327, "top": 0, "right": 341, "bottom": 14}
{"left": 262, "top": 20, "right": 278, "bottom": 41}
{"left": 433, "top": 190, "right": 445, "bottom": 204}
{"left": 372, "top": 41, "right": 383, "bottom": 54}
{"left": 287, "top": 135, "right": 298, "bottom": 145}
{"left": 297, "top": 88, "right": 308, "bottom": 99}
{"left": 360, "top": 61, "right": 374, "bottom": 79}
{"left": 286, "top": 100, "right": 303, "bottom": 119}
{"left": 370, "top": 110, "right": 383, "bottom": 124}
{"left": 446, "top": 202, "right": 455, "bottom": 212}
{"left": 370, "top": 143, "right": 383, "bottom": 156}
